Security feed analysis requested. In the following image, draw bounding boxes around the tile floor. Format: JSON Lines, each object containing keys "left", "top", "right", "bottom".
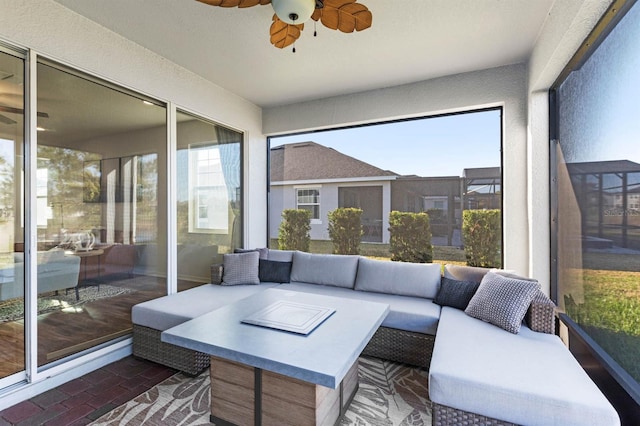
{"left": 0, "top": 357, "right": 176, "bottom": 426}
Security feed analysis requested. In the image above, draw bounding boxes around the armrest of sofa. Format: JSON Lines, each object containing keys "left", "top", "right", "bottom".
{"left": 526, "top": 291, "right": 556, "bottom": 334}
{"left": 211, "top": 263, "right": 223, "bottom": 284}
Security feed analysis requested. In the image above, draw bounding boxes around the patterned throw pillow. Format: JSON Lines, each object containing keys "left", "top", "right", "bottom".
{"left": 434, "top": 277, "right": 480, "bottom": 310}
{"left": 234, "top": 247, "right": 268, "bottom": 259}
{"left": 222, "top": 251, "right": 260, "bottom": 286}
{"left": 464, "top": 271, "right": 540, "bottom": 334}
{"left": 258, "top": 259, "right": 292, "bottom": 283}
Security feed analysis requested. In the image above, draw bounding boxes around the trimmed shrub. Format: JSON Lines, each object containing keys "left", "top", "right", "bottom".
{"left": 462, "top": 209, "right": 501, "bottom": 268}
{"left": 278, "top": 209, "right": 311, "bottom": 251}
{"left": 328, "top": 208, "right": 363, "bottom": 255}
{"left": 388, "top": 211, "right": 433, "bottom": 263}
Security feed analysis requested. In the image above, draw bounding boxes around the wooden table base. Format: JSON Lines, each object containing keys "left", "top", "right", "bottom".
{"left": 210, "top": 356, "right": 359, "bottom": 426}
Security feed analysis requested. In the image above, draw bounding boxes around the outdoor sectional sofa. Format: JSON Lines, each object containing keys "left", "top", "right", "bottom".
{"left": 131, "top": 249, "right": 620, "bottom": 426}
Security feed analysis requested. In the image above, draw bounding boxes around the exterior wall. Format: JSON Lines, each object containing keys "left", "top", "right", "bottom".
{"left": 270, "top": 181, "right": 391, "bottom": 243}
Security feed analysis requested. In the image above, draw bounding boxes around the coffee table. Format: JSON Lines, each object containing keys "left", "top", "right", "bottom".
{"left": 162, "top": 288, "right": 389, "bottom": 426}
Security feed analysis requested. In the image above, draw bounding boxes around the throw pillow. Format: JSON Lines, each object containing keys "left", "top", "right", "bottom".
{"left": 234, "top": 247, "right": 268, "bottom": 259}
{"left": 258, "top": 259, "right": 292, "bottom": 283}
{"left": 222, "top": 251, "right": 260, "bottom": 286}
{"left": 464, "top": 271, "right": 540, "bottom": 334}
{"left": 434, "top": 277, "right": 480, "bottom": 310}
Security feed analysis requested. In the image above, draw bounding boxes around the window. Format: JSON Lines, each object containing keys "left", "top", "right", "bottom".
{"left": 297, "top": 188, "right": 320, "bottom": 221}
{"left": 551, "top": 0, "right": 640, "bottom": 402}
{"left": 189, "top": 144, "right": 229, "bottom": 233}
{"left": 269, "top": 109, "right": 502, "bottom": 263}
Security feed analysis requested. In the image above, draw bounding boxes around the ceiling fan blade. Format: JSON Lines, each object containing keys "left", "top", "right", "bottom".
{"left": 196, "top": 0, "right": 271, "bottom": 7}
{"left": 313, "top": 0, "right": 371, "bottom": 33}
{"left": 270, "top": 14, "right": 304, "bottom": 48}
{"left": 0, "top": 114, "right": 17, "bottom": 125}
{"left": 0, "top": 105, "right": 49, "bottom": 118}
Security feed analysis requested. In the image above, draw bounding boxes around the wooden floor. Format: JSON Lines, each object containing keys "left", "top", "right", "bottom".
{"left": 0, "top": 275, "right": 202, "bottom": 378}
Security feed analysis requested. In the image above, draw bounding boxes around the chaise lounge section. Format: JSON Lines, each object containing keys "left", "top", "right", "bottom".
{"left": 131, "top": 249, "right": 619, "bottom": 425}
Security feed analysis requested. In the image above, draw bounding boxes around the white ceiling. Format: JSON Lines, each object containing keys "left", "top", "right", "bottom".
{"left": 54, "top": 0, "right": 555, "bottom": 108}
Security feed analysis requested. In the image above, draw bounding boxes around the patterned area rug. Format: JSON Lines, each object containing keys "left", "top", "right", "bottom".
{"left": 91, "top": 357, "right": 431, "bottom": 425}
{"left": 0, "top": 285, "right": 135, "bottom": 323}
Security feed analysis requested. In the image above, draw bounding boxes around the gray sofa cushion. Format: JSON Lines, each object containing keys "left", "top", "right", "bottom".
{"left": 267, "top": 249, "right": 295, "bottom": 262}
{"left": 283, "top": 282, "right": 441, "bottom": 335}
{"left": 430, "top": 307, "right": 620, "bottom": 426}
{"left": 290, "top": 251, "right": 359, "bottom": 288}
{"left": 132, "top": 283, "right": 278, "bottom": 331}
{"left": 465, "top": 271, "right": 540, "bottom": 334}
{"left": 354, "top": 257, "right": 441, "bottom": 299}
{"left": 443, "top": 264, "right": 490, "bottom": 283}
{"left": 222, "top": 251, "right": 260, "bottom": 285}
{"left": 434, "top": 277, "right": 480, "bottom": 310}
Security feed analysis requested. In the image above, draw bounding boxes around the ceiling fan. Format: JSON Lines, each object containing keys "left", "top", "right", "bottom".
{"left": 196, "top": 0, "right": 372, "bottom": 50}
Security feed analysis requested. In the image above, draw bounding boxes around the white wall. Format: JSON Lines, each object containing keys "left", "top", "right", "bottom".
{"left": 0, "top": 0, "right": 267, "bottom": 249}
{"left": 264, "top": 64, "right": 530, "bottom": 276}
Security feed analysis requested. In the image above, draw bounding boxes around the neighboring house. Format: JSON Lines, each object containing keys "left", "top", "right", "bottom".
{"left": 270, "top": 142, "right": 398, "bottom": 243}
{"left": 270, "top": 142, "right": 501, "bottom": 246}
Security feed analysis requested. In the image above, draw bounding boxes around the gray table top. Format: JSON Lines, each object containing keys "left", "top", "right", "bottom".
{"left": 161, "top": 287, "right": 389, "bottom": 388}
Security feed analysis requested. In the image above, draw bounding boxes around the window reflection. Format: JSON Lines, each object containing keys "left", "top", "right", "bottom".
{"left": 35, "top": 61, "right": 167, "bottom": 368}
{"left": 176, "top": 111, "right": 242, "bottom": 289}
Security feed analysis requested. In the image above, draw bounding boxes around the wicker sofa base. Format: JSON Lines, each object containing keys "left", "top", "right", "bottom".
{"left": 363, "top": 326, "right": 434, "bottom": 369}
{"left": 432, "top": 402, "right": 518, "bottom": 426}
{"left": 132, "top": 324, "right": 209, "bottom": 376}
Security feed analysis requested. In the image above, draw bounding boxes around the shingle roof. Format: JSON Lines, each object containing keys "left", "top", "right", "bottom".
{"left": 270, "top": 142, "right": 398, "bottom": 182}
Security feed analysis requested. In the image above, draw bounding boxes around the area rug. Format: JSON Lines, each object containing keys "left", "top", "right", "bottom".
{"left": 0, "top": 285, "right": 135, "bottom": 323}
{"left": 90, "top": 357, "right": 432, "bottom": 426}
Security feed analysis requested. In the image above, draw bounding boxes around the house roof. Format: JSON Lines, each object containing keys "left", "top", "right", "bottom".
{"left": 270, "top": 142, "right": 398, "bottom": 183}
{"left": 566, "top": 160, "right": 640, "bottom": 175}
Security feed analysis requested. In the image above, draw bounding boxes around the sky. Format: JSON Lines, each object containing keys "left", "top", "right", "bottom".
{"left": 270, "top": 109, "right": 501, "bottom": 177}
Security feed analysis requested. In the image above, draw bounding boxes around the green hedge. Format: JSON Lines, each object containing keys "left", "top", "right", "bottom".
{"left": 278, "top": 209, "right": 311, "bottom": 251}
{"left": 328, "top": 208, "right": 363, "bottom": 255}
{"left": 462, "top": 209, "right": 501, "bottom": 267}
{"left": 388, "top": 211, "right": 433, "bottom": 263}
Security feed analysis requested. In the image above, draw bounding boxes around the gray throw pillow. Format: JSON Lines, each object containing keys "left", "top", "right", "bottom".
{"left": 259, "top": 259, "right": 292, "bottom": 283}
{"left": 222, "top": 251, "right": 260, "bottom": 285}
{"left": 464, "top": 271, "right": 540, "bottom": 334}
{"left": 434, "top": 277, "right": 480, "bottom": 310}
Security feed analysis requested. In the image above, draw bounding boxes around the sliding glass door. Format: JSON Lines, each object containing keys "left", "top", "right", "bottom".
{"left": 0, "top": 48, "right": 25, "bottom": 380}
{"left": 36, "top": 61, "right": 168, "bottom": 367}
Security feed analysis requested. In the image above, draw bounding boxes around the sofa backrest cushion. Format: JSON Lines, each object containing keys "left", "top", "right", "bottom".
{"left": 267, "top": 249, "right": 295, "bottom": 262}
{"left": 443, "top": 264, "right": 490, "bottom": 283}
{"left": 354, "top": 257, "right": 442, "bottom": 299}
{"left": 290, "top": 251, "right": 359, "bottom": 288}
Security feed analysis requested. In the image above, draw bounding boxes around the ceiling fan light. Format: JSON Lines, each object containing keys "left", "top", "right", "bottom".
{"left": 272, "top": 0, "right": 316, "bottom": 25}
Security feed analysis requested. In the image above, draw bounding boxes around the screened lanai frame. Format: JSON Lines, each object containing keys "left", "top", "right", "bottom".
{"left": 266, "top": 106, "right": 504, "bottom": 259}
{"left": 549, "top": 0, "right": 640, "bottom": 409}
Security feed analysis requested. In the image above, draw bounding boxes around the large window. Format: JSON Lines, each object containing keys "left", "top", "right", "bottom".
{"left": 551, "top": 0, "right": 640, "bottom": 402}
{"left": 269, "top": 109, "right": 502, "bottom": 263}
